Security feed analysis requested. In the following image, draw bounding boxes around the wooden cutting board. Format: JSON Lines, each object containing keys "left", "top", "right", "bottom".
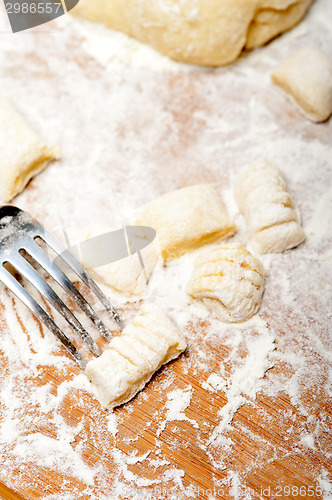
{"left": 0, "top": 306, "right": 330, "bottom": 500}
{"left": 0, "top": 308, "right": 330, "bottom": 500}
{"left": 0, "top": 1, "right": 331, "bottom": 498}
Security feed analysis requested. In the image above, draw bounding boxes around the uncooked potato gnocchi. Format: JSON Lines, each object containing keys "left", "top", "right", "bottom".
{"left": 187, "top": 244, "right": 264, "bottom": 323}
{"left": 235, "top": 160, "right": 305, "bottom": 253}
{"left": 271, "top": 46, "right": 332, "bottom": 123}
{"left": 136, "top": 184, "right": 236, "bottom": 260}
{"left": 0, "top": 97, "right": 60, "bottom": 202}
{"left": 85, "top": 303, "right": 187, "bottom": 409}
{"left": 73, "top": 225, "right": 160, "bottom": 296}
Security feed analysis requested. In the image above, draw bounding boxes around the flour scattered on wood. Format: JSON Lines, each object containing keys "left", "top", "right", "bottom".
{"left": 157, "top": 385, "right": 198, "bottom": 437}
{"left": 107, "top": 413, "right": 118, "bottom": 437}
{"left": 0, "top": 0, "right": 331, "bottom": 497}
{"left": 209, "top": 321, "right": 275, "bottom": 443}
{"left": 202, "top": 373, "right": 226, "bottom": 392}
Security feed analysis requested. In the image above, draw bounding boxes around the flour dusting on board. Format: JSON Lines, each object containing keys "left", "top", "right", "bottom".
{"left": 157, "top": 385, "right": 198, "bottom": 437}
{"left": 0, "top": 0, "right": 331, "bottom": 498}
{"left": 209, "top": 320, "right": 275, "bottom": 444}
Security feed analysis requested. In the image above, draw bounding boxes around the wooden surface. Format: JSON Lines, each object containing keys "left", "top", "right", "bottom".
{"left": 0, "top": 1, "right": 331, "bottom": 499}
{"left": 0, "top": 301, "right": 331, "bottom": 499}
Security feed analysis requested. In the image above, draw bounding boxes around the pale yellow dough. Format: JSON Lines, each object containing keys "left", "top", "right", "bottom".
{"left": 235, "top": 159, "right": 305, "bottom": 253}
{"left": 0, "top": 98, "right": 60, "bottom": 202}
{"left": 271, "top": 46, "right": 332, "bottom": 123}
{"left": 136, "top": 184, "right": 236, "bottom": 261}
{"left": 187, "top": 243, "right": 264, "bottom": 322}
{"left": 74, "top": 225, "right": 160, "bottom": 296}
{"left": 85, "top": 303, "right": 187, "bottom": 409}
{"left": 72, "top": 0, "right": 314, "bottom": 66}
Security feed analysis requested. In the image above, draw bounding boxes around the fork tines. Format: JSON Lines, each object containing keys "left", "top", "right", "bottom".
{"left": 0, "top": 206, "right": 123, "bottom": 369}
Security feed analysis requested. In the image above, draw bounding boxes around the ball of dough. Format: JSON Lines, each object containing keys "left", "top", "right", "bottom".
{"left": 271, "top": 46, "right": 332, "bottom": 123}
{"left": 136, "top": 184, "right": 236, "bottom": 261}
{"left": 72, "top": 0, "right": 314, "bottom": 66}
{"left": 187, "top": 243, "right": 264, "bottom": 322}
{"left": 234, "top": 159, "right": 305, "bottom": 253}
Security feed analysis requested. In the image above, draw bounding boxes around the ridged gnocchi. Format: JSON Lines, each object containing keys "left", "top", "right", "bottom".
{"left": 235, "top": 160, "right": 305, "bottom": 253}
{"left": 187, "top": 244, "right": 264, "bottom": 323}
{"left": 136, "top": 184, "right": 236, "bottom": 260}
{"left": 85, "top": 304, "right": 187, "bottom": 409}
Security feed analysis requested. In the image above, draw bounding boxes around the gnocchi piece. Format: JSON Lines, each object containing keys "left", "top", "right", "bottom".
{"left": 75, "top": 225, "right": 160, "bottom": 296}
{"left": 235, "top": 160, "right": 305, "bottom": 253}
{"left": 187, "top": 244, "right": 264, "bottom": 323}
{"left": 85, "top": 303, "right": 187, "bottom": 409}
{"left": 271, "top": 46, "right": 332, "bottom": 123}
{"left": 136, "top": 184, "right": 236, "bottom": 260}
{"left": 0, "top": 97, "right": 60, "bottom": 202}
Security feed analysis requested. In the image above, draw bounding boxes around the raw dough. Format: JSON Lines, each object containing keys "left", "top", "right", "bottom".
{"left": 187, "top": 243, "right": 264, "bottom": 322}
{"left": 0, "top": 98, "right": 60, "bottom": 202}
{"left": 85, "top": 303, "right": 187, "bottom": 409}
{"left": 136, "top": 184, "right": 236, "bottom": 261}
{"left": 235, "top": 159, "right": 305, "bottom": 253}
{"left": 72, "top": 0, "right": 314, "bottom": 66}
{"left": 73, "top": 225, "right": 160, "bottom": 296}
{"left": 271, "top": 46, "right": 332, "bottom": 123}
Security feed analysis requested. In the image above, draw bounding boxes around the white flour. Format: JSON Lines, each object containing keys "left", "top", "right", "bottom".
{"left": 0, "top": 0, "right": 331, "bottom": 498}
{"left": 209, "top": 320, "right": 275, "bottom": 444}
{"left": 157, "top": 386, "right": 198, "bottom": 437}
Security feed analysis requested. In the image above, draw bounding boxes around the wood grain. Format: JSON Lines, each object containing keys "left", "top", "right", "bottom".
{"left": 0, "top": 312, "right": 330, "bottom": 499}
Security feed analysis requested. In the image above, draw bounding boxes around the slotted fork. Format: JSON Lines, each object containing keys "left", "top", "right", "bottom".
{"left": 0, "top": 205, "right": 123, "bottom": 369}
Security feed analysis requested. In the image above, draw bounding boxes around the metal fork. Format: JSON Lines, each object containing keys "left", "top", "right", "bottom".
{"left": 0, "top": 205, "right": 123, "bottom": 369}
